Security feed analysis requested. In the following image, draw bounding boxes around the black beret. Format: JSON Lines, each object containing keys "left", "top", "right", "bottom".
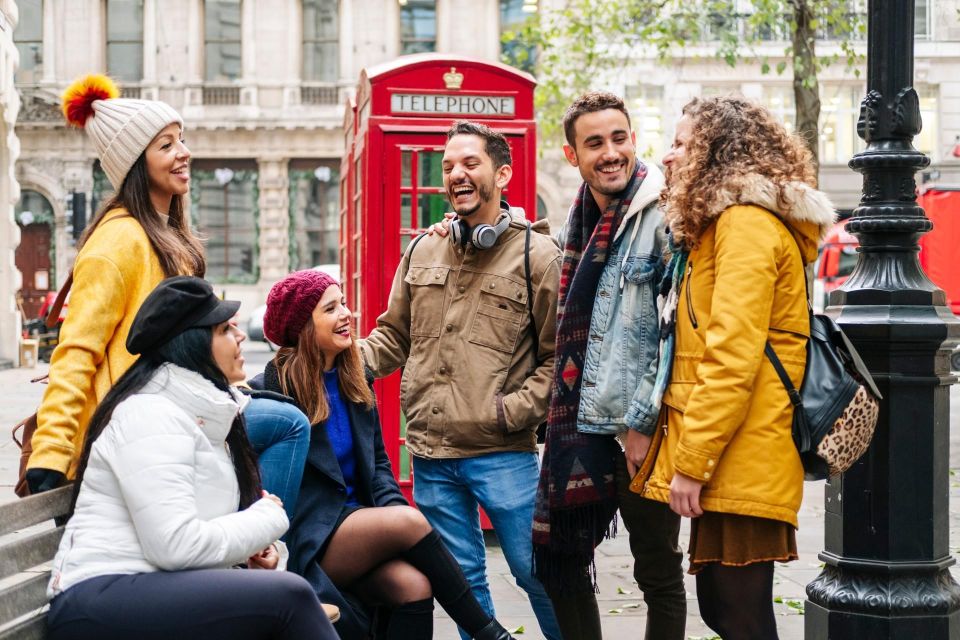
{"left": 126, "top": 276, "right": 241, "bottom": 355}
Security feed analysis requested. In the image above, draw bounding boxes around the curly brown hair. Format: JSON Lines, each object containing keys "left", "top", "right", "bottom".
{"left": 661, "top": 96, "right": 817, "bottom": 248}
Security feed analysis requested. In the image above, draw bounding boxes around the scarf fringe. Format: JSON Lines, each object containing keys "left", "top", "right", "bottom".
{"left": 532, "top": 501, "right": 618, "bottom": 595}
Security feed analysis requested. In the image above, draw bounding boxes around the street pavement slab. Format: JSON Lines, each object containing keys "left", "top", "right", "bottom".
{"left": 1, "top": 354, "right": 958, "bottom": 640}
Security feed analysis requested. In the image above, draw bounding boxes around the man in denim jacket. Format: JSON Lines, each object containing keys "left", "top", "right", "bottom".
{"left": 538, "top": 92, "right": 685, "bottom": 640}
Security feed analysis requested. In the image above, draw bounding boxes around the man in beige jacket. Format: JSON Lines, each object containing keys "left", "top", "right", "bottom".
{"left": 360, "top": 121, "right": 562, "bottom": 640}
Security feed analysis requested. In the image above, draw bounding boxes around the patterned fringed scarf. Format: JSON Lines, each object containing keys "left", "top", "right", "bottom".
{"left": 649, "top": 236, "right": 688, "bottom": 419}
{"left": 532, "top": 164, "right": 647, "bottom": 594}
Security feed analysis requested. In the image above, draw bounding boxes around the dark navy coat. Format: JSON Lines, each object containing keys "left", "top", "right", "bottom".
{"left": 249, "top": 363, "right": 407, "bottom": 639}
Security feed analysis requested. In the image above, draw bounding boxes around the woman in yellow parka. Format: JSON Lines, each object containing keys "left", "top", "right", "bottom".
{"left": 642, "top": 97, "right": 834, "bottom": 640}
{"left": 25, "top": 75, "right": 205, "bottom": 492}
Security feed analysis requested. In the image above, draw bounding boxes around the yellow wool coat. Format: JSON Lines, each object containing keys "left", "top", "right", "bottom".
{"left": 29, "top": 210, "right": 180, "bottom": 476}
{"left": 642, "top": 179, "right": 834, "bottom": 527}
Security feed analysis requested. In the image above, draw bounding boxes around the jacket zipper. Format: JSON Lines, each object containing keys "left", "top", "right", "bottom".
{"left": 684, "top": 261, "right": 698, "bottom": 329}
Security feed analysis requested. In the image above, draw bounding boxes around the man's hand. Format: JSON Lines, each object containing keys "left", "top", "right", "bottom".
{"left": 623, "top": 429, "right": 652, "bottom": 478}
{"left": 669, "top": 473, "right": 705, "bottom": 518}
{"left": 25, "top": 468, "right": 67, "bottom": 494}
{"left": 426, "top": 212, "right": 456, "bottom": 237}
{"left": 247, "top": 544, "right": 279, "bottom": 570}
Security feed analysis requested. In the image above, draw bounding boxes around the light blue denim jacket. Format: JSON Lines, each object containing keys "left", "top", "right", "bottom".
{"left": 565, "top": 162, "right": 667, "bottom": 437}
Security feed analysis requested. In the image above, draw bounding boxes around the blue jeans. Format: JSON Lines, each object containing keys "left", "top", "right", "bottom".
{"left": 413, "top": 452, "right": 561, "bottom": 640}
{"left": 244, "top": 397, "right": 311, "bottom": 521}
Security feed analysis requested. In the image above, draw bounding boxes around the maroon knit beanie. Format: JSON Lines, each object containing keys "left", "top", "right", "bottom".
{"left": 263, "top": 269, "right": 338, "bottom": 347}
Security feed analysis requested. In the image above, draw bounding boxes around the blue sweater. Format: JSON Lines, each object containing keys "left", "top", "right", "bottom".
{"left": 324, "top": 369, "right": 359, "bottom": 506}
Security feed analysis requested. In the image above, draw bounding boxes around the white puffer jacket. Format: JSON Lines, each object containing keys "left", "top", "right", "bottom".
{"left": 48, "top": 363, "right": 289, "bottom": 597}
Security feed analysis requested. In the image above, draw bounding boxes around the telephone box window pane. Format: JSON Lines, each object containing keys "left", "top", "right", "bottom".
{"left": 401, "top": 150, "right": 412, "bottom": 187}
{"left": 205, "top": 0, "right": 242, "bottom": 82}
{"left": 400, "top": 193, "right": 413, "bottom": 229}
{"left": 400, "top": 0, "right": 436, "bottom": 55}
{"left": 354, "top": 157, "right": 362, "bottom": 195}
{"left": 418, "top": 151, "right": 443, "bottom": 187}
{"left": 418, "top": 193, "right": 448, "bottom": 228}
{"left": 400, "top": 235, "right": 412, "bottom": 254}
{"left": 399, "top": 412, "right": 411, "bottom": 481}
{"left": 354, "top": 239, "right": 361, "bottom": 271}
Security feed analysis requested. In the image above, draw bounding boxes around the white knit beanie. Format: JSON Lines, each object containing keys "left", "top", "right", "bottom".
{"left": 62, "top": 75, "right": 184, "bottom": 190}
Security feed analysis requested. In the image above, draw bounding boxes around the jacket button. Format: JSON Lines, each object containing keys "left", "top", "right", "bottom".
{"left": 427, "top": 447, "right": 434, "bottom": 454}
{"left": 446, "top": 324, "right": 454, "bottom": 332}
{"left": 489, "top": 282, "right": 496, "bottom": 289}
{"left": 703, "top": 472, "right": 711, "bottom": 479}
{"left": 458, "top": 286, "right": 465, "bottom": 293}
{"left": 434, "top": 272, "right": 441, "bottom": 279}
{"left": 707, "top": 459, "right": 715, "bottom": 467}
{"left": 439, "top": 366, "right": 446, "bottom": 374}
{"left": 432, "top": 406, "right": 440, "bottom": 414}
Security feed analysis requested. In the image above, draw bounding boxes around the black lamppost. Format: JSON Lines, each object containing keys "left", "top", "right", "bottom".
{"left": 805, "top": 1, "right": 960, "bottom": 637}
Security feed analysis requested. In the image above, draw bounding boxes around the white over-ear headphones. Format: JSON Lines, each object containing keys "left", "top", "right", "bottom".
{"left": 450, "top": 212, "right": 511, "bottom": 250}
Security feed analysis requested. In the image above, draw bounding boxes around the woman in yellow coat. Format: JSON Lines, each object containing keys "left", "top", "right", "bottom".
{"left": 25, "top": 75, "right": 205, "bottom": 491}
{"left": 642, "top": 96, "right": 834, "bottom": 640}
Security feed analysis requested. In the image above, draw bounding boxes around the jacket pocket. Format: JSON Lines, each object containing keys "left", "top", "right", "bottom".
{"left": 619, "top": 255, "right": 662, "bottom": 326}
{"left": 405, "top": 266, "right": 449, "bottom": 337}
{"left": 468, "top": 274, "right": 525, "bottom": 353}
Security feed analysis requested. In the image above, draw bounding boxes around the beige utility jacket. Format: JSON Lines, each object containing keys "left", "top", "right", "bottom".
{"left": 360, "top": 218, "right": 561, "bottom": 458}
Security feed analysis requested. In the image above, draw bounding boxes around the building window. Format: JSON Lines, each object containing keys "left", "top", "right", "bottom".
{"left": 205, "top": 0, "right": 242, "bottom": 82}
{"left": 303, "top": 0, "right": 338, "bottom": 83}
{"left": 399, "top": 0, "right": 436, "bottom": 55}
{"left": 14, "top": 0, "right": 43, "bottom": 84}
{"left": 624, "top": 84, "right": 664, "bottom": 162}
{"left": 761, "top": 85, "right": 797, "bottom": 136}
{"left": 191, "top": 160, "right": 259, "bottom": 283}
{"left": 289, "top": 159, "right": 340, "bottom": 270}
{"left": 916, "top": 85, "right": 938, "bottom": 161}
{"left": 106, "top": 0, "right": 144, "bottom": 82}
{"left": 915, "top": 0, "right": 931, "bottom": 40}
{"left": 500, "top": 0, "right": 536, "bottom": 72}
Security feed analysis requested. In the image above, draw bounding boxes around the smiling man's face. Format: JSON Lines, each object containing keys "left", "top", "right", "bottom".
{"left": 563, "top": 109, "right": 637, "bottom": 207}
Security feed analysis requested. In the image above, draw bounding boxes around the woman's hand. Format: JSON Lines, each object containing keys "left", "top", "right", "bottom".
{"left": 669, "top": 473, "right": 705, "bottom": 518}
{"left": 262, "top": 490, "right": 283, "bottom": 510}
{"left": 426, "top": 212, "right": 456, "bottom": 237}
{"left": 247, "top": 543, "right": 279, "bottom": 570}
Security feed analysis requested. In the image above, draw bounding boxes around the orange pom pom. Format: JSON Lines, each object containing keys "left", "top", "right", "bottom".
{"left": 61, "top": 75, "right": 120, "bottom": 128}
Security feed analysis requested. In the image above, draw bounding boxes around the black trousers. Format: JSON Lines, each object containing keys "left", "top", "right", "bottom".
{"left": 47, "top": 569, "right": 338, "bottom": 640}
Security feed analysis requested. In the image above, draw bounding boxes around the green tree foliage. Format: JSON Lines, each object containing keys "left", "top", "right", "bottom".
{"left": 502, "top": 0, "right": 866, "bottom": 172}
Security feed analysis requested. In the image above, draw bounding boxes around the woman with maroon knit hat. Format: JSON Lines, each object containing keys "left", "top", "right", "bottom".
{"left": 248, "top": 269, "right": 514, "bottom": 640}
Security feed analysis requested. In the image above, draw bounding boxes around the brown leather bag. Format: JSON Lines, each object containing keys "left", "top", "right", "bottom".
{"left": 12, "top": 273, "right": 72, "bottom": 498}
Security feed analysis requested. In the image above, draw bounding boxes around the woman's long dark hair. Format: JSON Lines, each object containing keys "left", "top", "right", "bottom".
{"left": 68, "top": 327, "right": 261, "bottom": 516}
{"left": 79, "top": 153, "right": 206, "bottom": 277}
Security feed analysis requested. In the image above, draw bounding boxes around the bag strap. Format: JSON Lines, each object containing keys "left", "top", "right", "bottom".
{"left": 763, "top": 341, "right": 812, "bottom": 453}
{"left": 45, "top": 272, "right": 73, "bottom": 328}
{"left": 523, "top": 221, "right": 539, "bottom": 362}
{"left": 401, "top": 232, "right": 429, "bottom": 280}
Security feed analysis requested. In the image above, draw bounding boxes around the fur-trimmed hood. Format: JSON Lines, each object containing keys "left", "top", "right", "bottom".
{"left": 707, "top": 174, "right": 836, "bottom": 265}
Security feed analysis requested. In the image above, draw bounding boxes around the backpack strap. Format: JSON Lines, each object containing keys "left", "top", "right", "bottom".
{"left": 523, "top": 221, "right": 539, "bottom": 362}
{"left": 763, "top": 341, "right": 812, "bottom": 453}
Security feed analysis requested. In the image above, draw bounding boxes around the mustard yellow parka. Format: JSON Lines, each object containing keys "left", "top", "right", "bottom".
{"left": 29, "top": 210, "right": 181, "bottom": 477}
{"left": 642, "top": 177, "right": 835, "bottom": 527}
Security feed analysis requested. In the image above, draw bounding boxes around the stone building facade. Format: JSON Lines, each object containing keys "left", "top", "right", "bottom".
{"left": 8, "top": 0, "right": 960, "bottom": 361}
{"left": 0, "top": 0, "right": 20, "bottom": 367}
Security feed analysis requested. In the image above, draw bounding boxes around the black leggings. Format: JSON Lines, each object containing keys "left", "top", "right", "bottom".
{"left": 47, "top": 569, "right": 337, "bottom": 640}
{"left": 696, "top": 561, "right": 779, "bottom": 640}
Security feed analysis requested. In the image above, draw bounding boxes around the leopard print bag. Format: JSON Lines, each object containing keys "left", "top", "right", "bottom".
{"left": 765, "top": 313, "right": 882, "bottom": 481}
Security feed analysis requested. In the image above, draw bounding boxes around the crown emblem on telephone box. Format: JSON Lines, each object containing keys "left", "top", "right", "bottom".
{"left": 443, "top": 67, "right": 464, "bottom": 90}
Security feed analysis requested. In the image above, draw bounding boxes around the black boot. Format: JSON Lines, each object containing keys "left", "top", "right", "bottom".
{"left": 473, "top": 618, "right": 516, "bottom": 640}
{"left": 402, "top": 531, "right": 492, "bottom": 635}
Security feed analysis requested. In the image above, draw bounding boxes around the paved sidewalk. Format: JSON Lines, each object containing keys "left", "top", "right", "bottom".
{"left": 2, "top": 361, "right": 958, "bottom": 639}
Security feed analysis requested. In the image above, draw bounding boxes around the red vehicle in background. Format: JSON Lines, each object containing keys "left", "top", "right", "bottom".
{"left": 814, "top": 187, "right": 960, "bottom": 370}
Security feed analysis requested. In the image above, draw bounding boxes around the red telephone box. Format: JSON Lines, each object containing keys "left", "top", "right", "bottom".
{"left": 340, "top": 54, "right": 537, "bottom": 503}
